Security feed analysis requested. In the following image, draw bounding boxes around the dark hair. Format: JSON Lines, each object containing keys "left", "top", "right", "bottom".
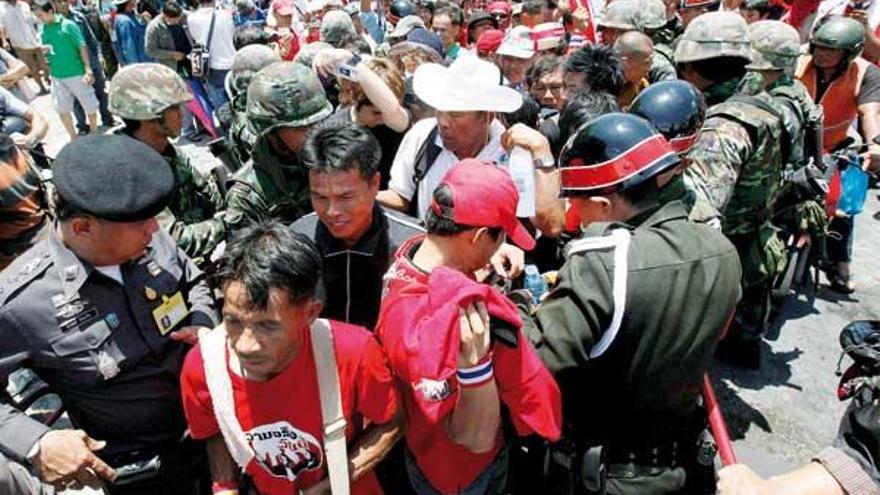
{"left": 683, "top": 57, "right": 747, "bottom": 83}
{"left": 122, "top": 118, "right": 144, "bottom": 133}
{"left": 617, "top": 175, "right": 658, "bottom": 212}
{"left": 301, "top": 124, "right": 381, "bottom": 179}
{"left": 233, "top": 26, "right": 277, "bottom": 49}
{"left": 0, "top": 133, "right": 17, "bottom": 162}
{"left": 522, "top": 0, "right": 543, "bottom": 15}
{"left": 526, "top": 54, "right": 563, "bottom": 89}
{"left": 36, "top": 0, "right": 54, "bottom": 12}
{"left": 53, "top": 189, "right": 89, "bottom": 221}
{"left": 162, "top": 0, "right": 183, "bottom": 17}
{"left": 564, "top": 45, "right": 625, "bottom": 95}
{"left": 199, "top": 0, "right": 214, "bottom": 5}
{"left": 501, "top": 94, "right": 540, "bottom": 128}
{"left": 435, "top": 4, "right": 463, "bottom": 25}
{"left": 424, "top": 184, "right": 504, "bottom": 238}
{"left": 558, "top": 91, "right": 619, "bottom": 143}
{"left": 217, "top": 221, "right": 323, "bottom": 309}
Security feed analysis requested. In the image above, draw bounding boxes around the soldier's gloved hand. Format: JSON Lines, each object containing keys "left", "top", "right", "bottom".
{"left": 716, "top": 464, "right": 770, "bottom": 494}
{"left": 169, "top": 325, "right": 212, "bottom": 345}
{"left": 32, "top": 429, "right": 117, "bottom": 489}
{"left": 458, "top": 301, "right": 491, "bottom": 368}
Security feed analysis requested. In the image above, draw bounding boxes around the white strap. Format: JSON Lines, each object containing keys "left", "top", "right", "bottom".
{"left": 567, "top": 229, "right": 632, "bottom": 359}
{"left": 201, "top": 324, "right": 255, "bottom": 469}
{"left": 310, "top": 319, "right": 350, "bottom": 495}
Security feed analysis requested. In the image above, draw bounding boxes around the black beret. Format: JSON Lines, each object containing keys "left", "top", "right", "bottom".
{"left": 52, "top": 134, "right": 175, "bottom": 222}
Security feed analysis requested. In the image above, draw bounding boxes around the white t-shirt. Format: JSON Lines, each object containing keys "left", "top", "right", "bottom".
{"left": 388, "top": 117, "right": 507, "bottom": 220}
{"left": 0, "top": 2, "right": 41, "bottom": 49}
{"left": 187, "top": 6, "right": 237, "bottom": 70}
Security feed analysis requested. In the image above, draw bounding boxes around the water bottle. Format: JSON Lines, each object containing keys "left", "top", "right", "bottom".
{"left": 838, "top": 157, "right": 869, "bottom": 216}
{"left": 523, "top": 264, "right": 548, "bottom": 303}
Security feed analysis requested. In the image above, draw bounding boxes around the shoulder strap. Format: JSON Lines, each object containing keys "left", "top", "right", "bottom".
{"left": 310, "top": 319, "right": 351, "bottom": 495}
{"left": 565, "top": 228, "right": 632, "bottom": 359}
{"left": 205, "top": 9, "right": 217, "bottom": 49}
{"left": 201, "top": 324, "right": 256, "bottom": 469}
{"left": 407, "top": 125, "right": 441, "bottom": 217}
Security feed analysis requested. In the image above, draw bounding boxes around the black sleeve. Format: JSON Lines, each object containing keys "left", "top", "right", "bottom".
{"left": 858, "top": 64, "right": 880, "bottom": 106}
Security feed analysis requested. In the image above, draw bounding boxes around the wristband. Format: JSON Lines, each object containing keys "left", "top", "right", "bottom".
{"left": 457, "top": 359, "right": 494, "bottom": 387}
{"left": 212, "top": 480, "right": 238, "bottom": 494}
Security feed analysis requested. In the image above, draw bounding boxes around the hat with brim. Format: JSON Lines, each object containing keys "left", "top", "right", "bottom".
{"left": 389, "top": 15, "right": 426, "bottom": 38}
{"left": 496, "top": 26, "right": 535, "bottom": 58}
{"left": 414, "top": 54, "right": 523, "bottom": 112}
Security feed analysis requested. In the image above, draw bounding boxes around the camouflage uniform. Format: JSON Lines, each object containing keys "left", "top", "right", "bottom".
{"left": 598, "top": 0, "right": 677, "bottom": 82}
{"left": 228, "top": 45, "right": 281, "bottom": 164}
{"left": 676, "top": 13, "right": 787, "bottom": 345}
{"left": 224, "top": 62, "right": 333, "bottom": 232}
{"left": 108, "top": 63, "right": 226, "bottom": 264}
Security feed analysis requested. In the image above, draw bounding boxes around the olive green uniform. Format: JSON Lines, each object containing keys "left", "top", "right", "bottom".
{"left": 518, "top": 201, "right": 742, "bottom": 494}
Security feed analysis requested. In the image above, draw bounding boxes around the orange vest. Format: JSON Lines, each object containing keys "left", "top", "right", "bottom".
{"left": 796, "top": 55, "right": 869, "bottom": 151}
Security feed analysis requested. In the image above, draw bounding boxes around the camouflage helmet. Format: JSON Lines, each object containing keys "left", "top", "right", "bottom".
{"left": 109, "top": 63, "right": 192, "bottom": 120}
{"left": 674, "top": 12, "right": 752, "bottom": 64}
{"left": 746, "top": 20, "right": 801, "bottom": 74}
{"left": 231, "top": 45, "right": 280, "bottom": 95}
{"left": 246, "top": 62, "right": 333, "bottom": 136}
{"left": 597, "top": 0, "right": 638, "bottom": 30}
{"left": 632, "top": 0, "right": 667, "bottom": 31}
{"left": 810, "top": 16, "right": 865, "bottom": 63}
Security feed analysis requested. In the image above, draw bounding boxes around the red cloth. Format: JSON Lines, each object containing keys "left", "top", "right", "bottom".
{"left": 476, "top": 29, "right": 505, "bottom": 55}
{"left": 785, "top": 0, "right": 819, "bottom": 29}
{"left": 180, "top": 321, "right": 398, "bottom": 495}
{"left": 376, "top": 236, "right": 562, "bottom": 494}
{"left": 567, "top": 0, "right": 597, "bottom": 44}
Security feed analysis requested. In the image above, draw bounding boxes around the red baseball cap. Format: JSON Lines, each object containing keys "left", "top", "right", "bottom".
{"left": 476, "top": 29, "right": 505, "bottom": 54}
{"left": 488, "top": 1, "right": 512, "bottom": 15}
{"left": 431, "top": 159, "right": 536, "bottom": 250}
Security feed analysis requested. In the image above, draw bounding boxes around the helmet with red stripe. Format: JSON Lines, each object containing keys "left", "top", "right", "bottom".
{"left": 559, "top": 113, "right": 680, "bottom": 196}
{"left": 627, "top": 80, "right": 705, "bottom": 156}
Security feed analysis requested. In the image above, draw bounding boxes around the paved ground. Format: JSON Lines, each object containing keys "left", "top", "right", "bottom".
{"left": 23, "top": 92, "right": 880, "bottom": 485}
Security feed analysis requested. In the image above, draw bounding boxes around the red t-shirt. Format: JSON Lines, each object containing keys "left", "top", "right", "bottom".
{"left": 180, "top": 321, "right": 398, "bottom": 495}
{"left": 377, "top": 236, "right": 562, "bottom": 494}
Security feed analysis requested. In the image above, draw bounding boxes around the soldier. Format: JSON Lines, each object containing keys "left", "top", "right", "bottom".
{"left": 226, "top": 44, "right": 280, "bottom": 166}
{"left": 109, "top": 63, "right": 226, "bottom": 267}
{"left": 224, "top": 62, "right": 333, "bottom": 231}
{"left": 796, "top": 16, "right": 880, "bottom": 293}
{"left": 596, "top": 0, "right": 678, "bottom": 82}
{"left": 677, "top": 0, "right": 719, "bottom": 30}
{"left": 514, "top": 113, "right": 741, "bottom": 494}
{"left": 676, "top": 12, "right": 787, "bottom": 368}
{"left": 628, "top": 79, "right": 706, "bottom": 207}
{"left": 0, "top": 135, "right": 218, "bottom": 494}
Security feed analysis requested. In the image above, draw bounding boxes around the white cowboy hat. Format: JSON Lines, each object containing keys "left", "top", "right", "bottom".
{"left": 413, "top": 54, "right": 523, "bottom": 112}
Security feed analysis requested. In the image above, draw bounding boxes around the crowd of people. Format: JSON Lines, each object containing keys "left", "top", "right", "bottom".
{"left": 1, "top": 0, "right": 880, "bottom": 493}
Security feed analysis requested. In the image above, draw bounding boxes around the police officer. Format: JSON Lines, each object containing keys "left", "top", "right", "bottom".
{"left": 224, "top": 62, "right": 334, "bottom": 232}
{"left": 109, "top": 63, "right": 226, "bottom": 268}
{"left": 628, "top": 79, "right": 706, "bottom": 206}
{"left": 596, "top": 0, "right": 677, "bottom": 82}
{"left": 676, "top": 12, "right": 787, "bottom": 368}
{"left": 0, "top": 135, "right": 218, "bottom": 494}
{"left": 516, "top": 113, "right": 742, "bottom": 494}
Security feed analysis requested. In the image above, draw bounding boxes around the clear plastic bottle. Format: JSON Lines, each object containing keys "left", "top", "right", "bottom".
{"left": 523, "top": 264, "right": 548, "bottom": 303}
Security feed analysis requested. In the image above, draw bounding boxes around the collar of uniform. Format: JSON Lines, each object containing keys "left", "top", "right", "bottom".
{"left": 317, "top": 203, "right": 387, "bottom": 256}
{"left": 629, "top": 200, "right": 689, "bottom": 229}
{"left": 47, "top": 224, "right": 94, "bottom": 298}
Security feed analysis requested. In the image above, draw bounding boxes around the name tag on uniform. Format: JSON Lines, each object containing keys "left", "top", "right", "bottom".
{"left": 151, "top": 291, "right": 188, "bottom": 335}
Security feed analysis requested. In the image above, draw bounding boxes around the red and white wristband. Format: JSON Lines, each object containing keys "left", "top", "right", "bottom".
{"left": 457, "top": 359, "right": 494, "bottom": 387}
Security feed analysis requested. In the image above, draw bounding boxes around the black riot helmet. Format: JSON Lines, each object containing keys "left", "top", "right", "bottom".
{"left": 627, "top": 80, "right": 706, "bottom": 156}
{"left": 390, "top": 0, "right": 417, "bottom": 19}
{"left": 559, "top": 112, "right": 680, "bottom": 196}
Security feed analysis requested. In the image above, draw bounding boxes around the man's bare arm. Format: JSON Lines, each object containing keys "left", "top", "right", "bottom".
{"left": 376, "top": 189, "right": 411, "bottom": 213}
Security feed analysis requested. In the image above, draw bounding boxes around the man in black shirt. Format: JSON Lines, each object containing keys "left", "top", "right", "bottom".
{"left": 291, "top": 124, "right": 422, "bottom": 329}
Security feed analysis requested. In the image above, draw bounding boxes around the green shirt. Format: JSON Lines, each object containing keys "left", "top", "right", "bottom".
{"left": 40, "top": 15, "right": 86, "bottom": 78}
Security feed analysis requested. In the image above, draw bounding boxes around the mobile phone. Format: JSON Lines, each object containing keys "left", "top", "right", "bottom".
{"left": 336, "top": 63, "right": 359, "bottom": 81}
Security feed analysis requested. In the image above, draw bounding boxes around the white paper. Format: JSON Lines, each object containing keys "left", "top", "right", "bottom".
{"left": 507, "top": 146, "right": 536, "bottom": 218}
